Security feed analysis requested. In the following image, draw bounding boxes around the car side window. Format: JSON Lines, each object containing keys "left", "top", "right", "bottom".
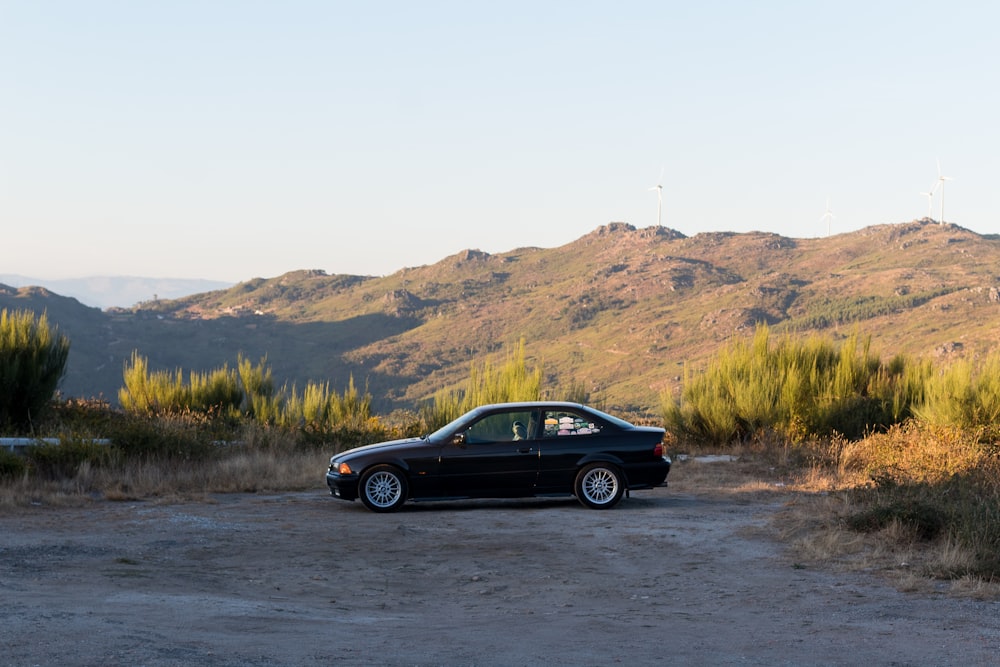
{"left": 464, "top": 410, "right": 537, "bottom": 443}
{"left": 542, "top": 411, "right": 602, "bottom": 437}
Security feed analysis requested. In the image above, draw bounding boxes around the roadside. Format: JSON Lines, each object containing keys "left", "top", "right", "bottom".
{"left": 2, "top": 465, "right": 998, "bottom": 666}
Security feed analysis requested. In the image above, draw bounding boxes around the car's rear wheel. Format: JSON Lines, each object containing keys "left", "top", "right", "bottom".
{"left": 359, "top": 465, "right": 408, "bottom": 512}
{"left": 575, "top": 463, "right": 624, "bottom": 509}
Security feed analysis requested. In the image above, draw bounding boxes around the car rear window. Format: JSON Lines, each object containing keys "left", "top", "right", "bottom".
{"left": 542, "top": 411, "right": 603, "bottom": 437}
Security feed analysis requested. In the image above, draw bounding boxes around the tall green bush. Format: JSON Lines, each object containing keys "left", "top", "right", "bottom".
{"left": 280, "top": 375, "right": 372, "bottom": 431}
{"left": 238, "top": 354, "right": 282, "bottom": 423}
{"left": 421, "top": 338, "right": 542, "bottom": 430}
{"left": 662, "top": 325, "right": 918, "bottom": 443}
{"left": 119, "top": 351, "right": 242, "bottom": 418}
{"left": 119, "top": 351, "right": 183, "bottom": 416}
{"left": 118, "top": 351, "right": 379, "bottom": 449}
{"left": 0, "top": 309, "right": 70, "bottom": 432}
{"left": 913, "top": 353, "right": 1000, "bottom": 437}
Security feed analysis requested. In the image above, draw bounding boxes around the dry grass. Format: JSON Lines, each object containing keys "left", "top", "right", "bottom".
{"left": 672, "top": 429, "right": 1000, "bottom": 600}
{"left": 669, "top": 456, "right": 791, "bottom": 499}
{"left": 780, "top": 492, "right": 1000, "bottom": 599}
{"left": 770, "top": 459, "right": 1000, "bottom": 600}
{"left": 838, "top": 422, "right": 993, "bottom": 483}
{"left": 96, "top": 449, "right": 330, "bottom": 500}
{"left": 0, "top": 447, "right": 330, "bottom": 510}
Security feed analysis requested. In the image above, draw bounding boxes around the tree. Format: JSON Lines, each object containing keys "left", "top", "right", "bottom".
{"left": 0, "top": 309, "right": 70, "bottom": 432}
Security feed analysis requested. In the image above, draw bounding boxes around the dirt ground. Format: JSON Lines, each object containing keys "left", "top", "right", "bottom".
{"left": 2, "top": 465, "right": 999, "bottom": 666}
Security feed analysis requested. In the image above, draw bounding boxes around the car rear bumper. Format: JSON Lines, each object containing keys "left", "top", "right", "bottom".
{"left": 624, "top": 457, "right": 671, "bottom": 489}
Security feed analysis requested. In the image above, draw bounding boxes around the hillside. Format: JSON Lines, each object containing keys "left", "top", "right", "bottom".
{"left": 3, "top": 219, "right": 999, "bottom": 413}
{"left": 0, "top": 274, "right": 233, "bottom": 309}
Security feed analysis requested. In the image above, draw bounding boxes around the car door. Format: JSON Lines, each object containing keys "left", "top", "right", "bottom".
{"left": 437, "top": 409, "right": 540, "bottom": 497}
{"left": 535, "top": 409, "right": 611, "bottom": 491}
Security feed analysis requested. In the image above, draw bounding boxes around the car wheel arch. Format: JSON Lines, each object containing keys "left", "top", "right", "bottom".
{"left": 574, "top": 454, "right": 629, "bottom": 484}
{"left": 357, "top": 457, "right": 412, "bottom": 476}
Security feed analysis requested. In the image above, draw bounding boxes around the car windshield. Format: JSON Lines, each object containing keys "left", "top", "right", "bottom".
{"left": 425, "top": 408, "right": 487, "bottom": 442}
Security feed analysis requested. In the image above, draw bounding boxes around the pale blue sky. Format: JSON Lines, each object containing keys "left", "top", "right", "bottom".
{"left": 2, "top": 1, "right": 997, "bottom": 282}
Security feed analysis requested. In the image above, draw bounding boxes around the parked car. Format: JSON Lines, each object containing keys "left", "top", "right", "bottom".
{"left": 326, "top": 401, "right": 671, "bottom": 512}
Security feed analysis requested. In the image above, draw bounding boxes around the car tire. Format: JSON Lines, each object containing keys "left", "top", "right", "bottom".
{"left": 359, "top": 465, "right": 408, "bottom": 513}
{"left": 575, "top": 463, "right": 625, "bottom": 509}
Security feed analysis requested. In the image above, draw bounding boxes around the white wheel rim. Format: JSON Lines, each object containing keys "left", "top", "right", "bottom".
{"left": 365, "top": 471, "right": 402, "bottom": 508}
{"left": 582, "top": 468, "right": 618, "bottom": 504}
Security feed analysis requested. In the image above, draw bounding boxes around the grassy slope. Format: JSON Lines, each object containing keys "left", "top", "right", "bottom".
{"left": 3, "top": 219, "right": 999, "bottom": 413}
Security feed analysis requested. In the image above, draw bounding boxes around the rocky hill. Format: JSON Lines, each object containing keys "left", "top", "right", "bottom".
{"left": 0, "top": 274, "right": 233, "bottom": 309}
{"left": 3, "top": 219, "right": 998, "bottom": 413}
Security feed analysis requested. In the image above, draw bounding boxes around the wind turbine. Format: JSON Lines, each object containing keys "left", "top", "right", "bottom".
{"left": 936, "top": 159, "right": 953, "bottom": 224}
{"left": 648, "top": 167, "right": 664, "bottom": 227}
{"left": 820, "top": 198, "right": 835, "bottom": 236}
{"left": 919, "top": 188, "right": 935, "bottom": 220}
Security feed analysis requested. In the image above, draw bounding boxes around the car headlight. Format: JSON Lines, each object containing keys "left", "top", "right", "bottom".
{"left": 335, "top": 462, "right": 353, "bottom": 475}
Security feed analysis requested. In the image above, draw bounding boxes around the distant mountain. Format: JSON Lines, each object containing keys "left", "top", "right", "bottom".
{"left": 2, "top": 220, "right": 998, "bottom": 413}
{"left": 0, "top": 275, "right": 234, "bottom": 309}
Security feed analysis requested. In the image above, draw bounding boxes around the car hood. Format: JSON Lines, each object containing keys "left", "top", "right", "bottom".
{"left": 331, "top": 436, "right": 427, "bottom": 461}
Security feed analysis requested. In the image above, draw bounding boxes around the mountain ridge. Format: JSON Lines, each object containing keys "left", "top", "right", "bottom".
{"left": 0, "top": 274, "right": 234, "bottom": 309}
{"left": 2, "top": 219, "right": 998, "bottom": 413}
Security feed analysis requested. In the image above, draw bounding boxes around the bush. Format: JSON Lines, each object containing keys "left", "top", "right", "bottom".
{"left": 24, "top": 437, "right": 112, "bottom": 480}
{"left": 46, "top": 397, "right": 122, "bottom": 435}
{"left": 841, "top": 422, "right": 991, "bottom": 483}
{"left": 0, "top": 449, "right": 27, "bottom": 479}
{"left": 119, "top": 351, "right": 243, "bottom": 418}
{"left": 421, "top": 338, "right": 542, "bottom": 431}
{"left": 0, "top": 309, "right": 70, "bottom": 432}
{"left": 845, "top": 470, "right": 1000, "bottom": 576}
{"left": 841, "top": 423, "right": 1000, "bottom": 577}
{"left": 912, "top": 353, "right": 1000, "bottom": 438}
{"left": 106, "top": 413, "right": 217, "bottom": 462}
{"left": 662, "top": 325, "right": 919, "bottom": 444}
{"left": 845, "top": 485, "right": 947, "bottom": 541}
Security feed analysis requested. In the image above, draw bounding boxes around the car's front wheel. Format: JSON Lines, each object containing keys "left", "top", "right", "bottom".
{"left": 359, "top": 465, "right": 408, "bottom": 512}
{"left": 575, "top": 463, "right": 624, "bottom": 509}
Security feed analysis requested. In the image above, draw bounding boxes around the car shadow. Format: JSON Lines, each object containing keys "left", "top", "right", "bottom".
{"left": 327, "top": 492, "right": 677, "bottom": 513}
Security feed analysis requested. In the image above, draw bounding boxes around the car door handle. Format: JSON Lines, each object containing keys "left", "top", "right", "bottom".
{"left": 517, "top": 447, "right": 534, "bottom": 454}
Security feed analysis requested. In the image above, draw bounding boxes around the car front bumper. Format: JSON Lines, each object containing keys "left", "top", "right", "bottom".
{"left": 326, "top": 470, "right": 360, "bottom": 501}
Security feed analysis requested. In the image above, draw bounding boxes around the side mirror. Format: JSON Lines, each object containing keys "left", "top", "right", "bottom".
{"left": 452, "top": 432, "right": 467, "bottom": 447}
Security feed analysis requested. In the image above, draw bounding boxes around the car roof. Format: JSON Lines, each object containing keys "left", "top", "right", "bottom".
{"left": 471, "top": 401, "right": 589, "bottom": 411}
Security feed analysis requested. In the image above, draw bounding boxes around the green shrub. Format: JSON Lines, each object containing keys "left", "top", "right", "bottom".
{"left": 421, "top": 338, "right": 542, "bottom": 431}
{"left": 662, "top": 325, "right": 917, "bottom": 444}
{"left": 106, "top": 413, "right": 217, "bottom": 462}
{"left": 24, "top": 438, "right": 112, "bottom": 480}
{"left": 238, "top": 354, "right": 281, "bottom": 423}
{"left": 119, "top": 351, "right": 243, "bottom": 418}
{"left": 0, "top": 309, "right": 70, "bottom": 432}
{"left": 46, "top": 397, "right": 122, "bottom": 435}
{"left": 845, "top": 486, "right": 947, "bottom": 541}
{"left": 913, "top": 353, "right": 1000, "bottom": 437}
{"left": 0, "top": 449, "right": 27, "bottom": 479}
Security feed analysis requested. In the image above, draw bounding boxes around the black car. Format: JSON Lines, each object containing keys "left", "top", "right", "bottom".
{"left": 326, "top": 401, "right": 671, "bottom": 512}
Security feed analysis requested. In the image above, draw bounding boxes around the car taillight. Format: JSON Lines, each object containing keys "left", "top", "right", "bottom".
{"left": 653, "top": 442, "right": 664, "bottom": 458}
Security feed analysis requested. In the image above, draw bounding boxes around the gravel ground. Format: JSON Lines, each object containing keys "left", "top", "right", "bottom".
{"left": 2, "top": 479, "right": 999, "bottom": 666}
